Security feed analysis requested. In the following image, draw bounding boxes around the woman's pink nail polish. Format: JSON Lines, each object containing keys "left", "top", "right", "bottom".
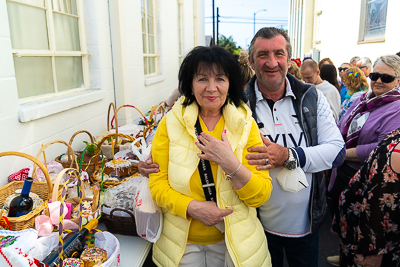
{"left": 195, "top": 142, "right": 198, "bottom": 145}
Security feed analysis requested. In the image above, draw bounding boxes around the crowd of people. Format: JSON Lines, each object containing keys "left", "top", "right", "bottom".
{"left": 137, "top": 26, "right": 400, "bottom": 267}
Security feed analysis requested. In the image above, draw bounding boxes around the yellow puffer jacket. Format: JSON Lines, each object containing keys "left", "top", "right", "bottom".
{"left": 152, "top": 97, "right": 271, "bottom": 267}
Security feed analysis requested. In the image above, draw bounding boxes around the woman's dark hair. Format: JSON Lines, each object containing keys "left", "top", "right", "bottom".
{"left": 178, "top": 46, "right": 243, "bottom": 108}
{"left": 320, "top": 64, "right": 340, "bottom": 92}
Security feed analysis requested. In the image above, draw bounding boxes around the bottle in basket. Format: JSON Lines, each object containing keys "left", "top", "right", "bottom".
{"left": 42, "top": 218, "right": 98, "bottom": 267}
{"left": 8, "top": 177, "right": 34, "bottom": 217}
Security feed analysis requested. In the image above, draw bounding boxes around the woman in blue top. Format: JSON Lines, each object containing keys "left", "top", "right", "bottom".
{"left": 338, "top": 63, "right": 352, "bottom": 103}
{"left": 338, "top": 67, "right": 369, "bottom": 120}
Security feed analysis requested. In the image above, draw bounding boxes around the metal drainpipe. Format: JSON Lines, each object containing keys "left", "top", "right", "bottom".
{"left": 107, "top": 0, "right": 117, "bottom": 108}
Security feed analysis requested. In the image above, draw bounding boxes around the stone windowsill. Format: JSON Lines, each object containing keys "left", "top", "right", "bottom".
{"left": 144, "top": 75, "right": 166, "bottom": 86}
{"left": 18, "top": 89, "right": 105, "bottom": 122}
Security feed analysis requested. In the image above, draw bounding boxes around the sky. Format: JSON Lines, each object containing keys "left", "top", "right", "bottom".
{"left": 204, "top": 0, "right": 289, "bottom": 49}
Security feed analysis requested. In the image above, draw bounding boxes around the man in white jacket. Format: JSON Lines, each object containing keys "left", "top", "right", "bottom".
{"left": 300, "top": 59, "right": 341, "bottom": 121}
{"left": 245, "top": 27, "right": 345, "bottom": 267}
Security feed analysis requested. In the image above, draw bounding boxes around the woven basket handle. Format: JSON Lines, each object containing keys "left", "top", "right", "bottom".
{"left": 54, "top": 167, "right": 85, "bottom": 266}
{"left": 107, "top": 102, "right": 119, "bottom": 148}
{"left": 33, "top": 140, "right": 79, "bottom": 181}
{"left": 68, "top": 130, "right": 95, "bottom": 146}
{"left": 51, "top": 168, "right": 86, "bottom": 202}
{"left": 111, "top": 105, "right": 150, "bottom": 128}
{"left": 149, "top": 103, "right": 165, "bottom": 124}
{"left": 110, "top": 208, "right": 135, "bottom": 221}
{"left": 0, "top": 151, "right": 53, "bottom": 196}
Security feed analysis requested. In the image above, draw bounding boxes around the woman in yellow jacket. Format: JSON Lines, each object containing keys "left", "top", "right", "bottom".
{"left": 149, "top": 46, "right": 273, "bottom": 267}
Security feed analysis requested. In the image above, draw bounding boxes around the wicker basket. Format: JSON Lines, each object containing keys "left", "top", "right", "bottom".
{"left": 91, "top": 133, "right": 139, "bottom": 188}
{"left": 54, "top": 131, "right": 106, "bottom": 177}
{"left": 110, "top": 104, "right": 149, "bottom": 133}
{"left": 34, "top": 139, "right": 79, "bottom": 181}
{"left": 101, "top": 204, "right": 138, "bottom": 236}
{"left": 143, "top": 102, "right": 165, "bottom": 140}
{"left": 46, "top": 168, "right": 101, "bottom": 227}
{"left": 0, "top": 151, "right": 63, "bottom": 231}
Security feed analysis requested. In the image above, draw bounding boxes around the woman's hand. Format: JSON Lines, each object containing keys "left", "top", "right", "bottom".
{"left": 345, "top": 148, "right": 359, "bottom": 162}
{"left": 354, "top": 254, "right": 383, "bottom": 267}
{"left": 195, "top": 131, "right": 238, "bottom": 171}
{"left": 187, "top": 200, "right": 233, "bottom": 226}
{"left": 138, "top": 156, "right": 159, "bottom": 177}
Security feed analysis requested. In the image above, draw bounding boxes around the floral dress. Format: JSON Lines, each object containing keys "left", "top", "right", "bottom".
{"left": 331, "top": 127, "right": 400, "bottom": 267}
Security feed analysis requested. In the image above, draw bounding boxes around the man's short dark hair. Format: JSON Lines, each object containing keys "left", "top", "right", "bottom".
{"left": 248, "top": 27, "right": 292, "bottom": 62}
{"left": 178, "top": 46, "right": 243, "bottom": 108}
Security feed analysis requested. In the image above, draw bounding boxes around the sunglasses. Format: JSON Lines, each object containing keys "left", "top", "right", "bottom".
{"left": 369, "top": 72, "right": 398, "bottom": 83}
{"left": 338, "top": 67, "right": 348, "bottom": 72}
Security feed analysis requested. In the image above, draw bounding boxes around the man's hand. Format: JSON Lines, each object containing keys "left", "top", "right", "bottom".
{"left": 196, "top": 131, "right": 237, "bottom": 171}
{"left": 354, "top": 254, "right": 383, "bottom": 267}
{"left": 187, "top": 200, "right": 233, "bottom": 226}
{"left": 246, "top": 134, "right": 289, "bottom": 170}
{"left": 138, "top": 156, "right": 159, "bottom": 177}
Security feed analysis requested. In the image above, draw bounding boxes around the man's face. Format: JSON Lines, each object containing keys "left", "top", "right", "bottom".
{"left": 249, "top": 35, "right": 290, "bottom": 93}
{"left": 300, "top": 67, "right": 320, "bottom": 85}
{"left": 356, "top": 61, "right": 370, "bottom": 76}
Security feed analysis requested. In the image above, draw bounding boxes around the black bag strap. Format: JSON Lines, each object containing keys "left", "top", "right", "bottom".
{"left": 194, "top": 117, "right": 217, "bottom": 202}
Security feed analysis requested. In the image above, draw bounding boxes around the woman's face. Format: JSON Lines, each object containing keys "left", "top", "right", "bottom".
{"left": 339, "top": 63, "right": 351, "bottom": 80}
{"left": 371, "top": 62, "right": 400, "bottom": 97}
{"left": 322, "top": 60, "right": 331, "bottom": 66}
{"left": 192, "top": 66, "right": 229, "bottom": 114}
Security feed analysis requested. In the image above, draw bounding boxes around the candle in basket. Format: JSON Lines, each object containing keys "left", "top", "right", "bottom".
{"left": 42, "top": 218, "right": 99, "bottom": 267}
{"left": 8, "top": 177, "right": 34, "bottom": 217}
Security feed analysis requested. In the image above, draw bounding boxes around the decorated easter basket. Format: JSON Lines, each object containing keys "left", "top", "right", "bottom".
{"left": 92, "top": 133, "right": 139, "bottom": 188}
{"left": 0, "top": 151, "right": 62, "bottom": 231}
{"left": 55, "top": 130, "right": 108, "bottom": 177}
{"left": 142, "top": 102, "right": 165, "bottom": 142}
{"left": 33, "top": 139, "right": 79, "bottom": 182}
{"left": 45, "top": 168, "right": 101, "bottom": 227}
{"left": 51, "top": 168, "right": 120, "bottom": 267}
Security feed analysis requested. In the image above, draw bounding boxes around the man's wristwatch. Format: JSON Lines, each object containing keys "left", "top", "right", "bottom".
{"left": 283, "top": 148, "right": 297, "bottom": 170}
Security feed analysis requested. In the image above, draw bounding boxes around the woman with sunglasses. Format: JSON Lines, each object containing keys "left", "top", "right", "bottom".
{"left": 327, "top": 55, "right": 400, "bottom": 266}
{"left": 338, "top": 63, "right": 352, "bottom": 103}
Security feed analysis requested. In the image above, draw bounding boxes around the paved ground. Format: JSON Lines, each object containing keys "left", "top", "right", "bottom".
{"left": 282, "top": 210, "right": 340, "bottom": 267}
{"left": 316, "top": 211, "right": 340, "bottom": 267}
{"left": 143, "top": 209, "right": 340, "bottom": 267}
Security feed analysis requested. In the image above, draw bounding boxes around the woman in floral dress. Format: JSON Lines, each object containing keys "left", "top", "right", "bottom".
{"left": 331, "top": 127, "right": 400, "bottom": 267}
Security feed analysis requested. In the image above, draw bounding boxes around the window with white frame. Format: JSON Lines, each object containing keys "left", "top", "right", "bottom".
{"left": 6, "top": 0, "right": 87, "bottom": 100}
{"left": 142, "top": 0, "right": 158, "bottom": 76}
{"left": 177, "top": 0, "right": 183, "bottom": 65}
{"left": 359, "top": 0, "right": 388, "bottom": 42}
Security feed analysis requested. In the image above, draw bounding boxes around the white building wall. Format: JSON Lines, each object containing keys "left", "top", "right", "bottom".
{"left": 288, "top": 0, "right": 315, "bottom": 60}
{"left": 0, "top": 0, "right": 204, "bottom": 185}
{"left": 311, "top": 0, "right": 399, "bottom": 67}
